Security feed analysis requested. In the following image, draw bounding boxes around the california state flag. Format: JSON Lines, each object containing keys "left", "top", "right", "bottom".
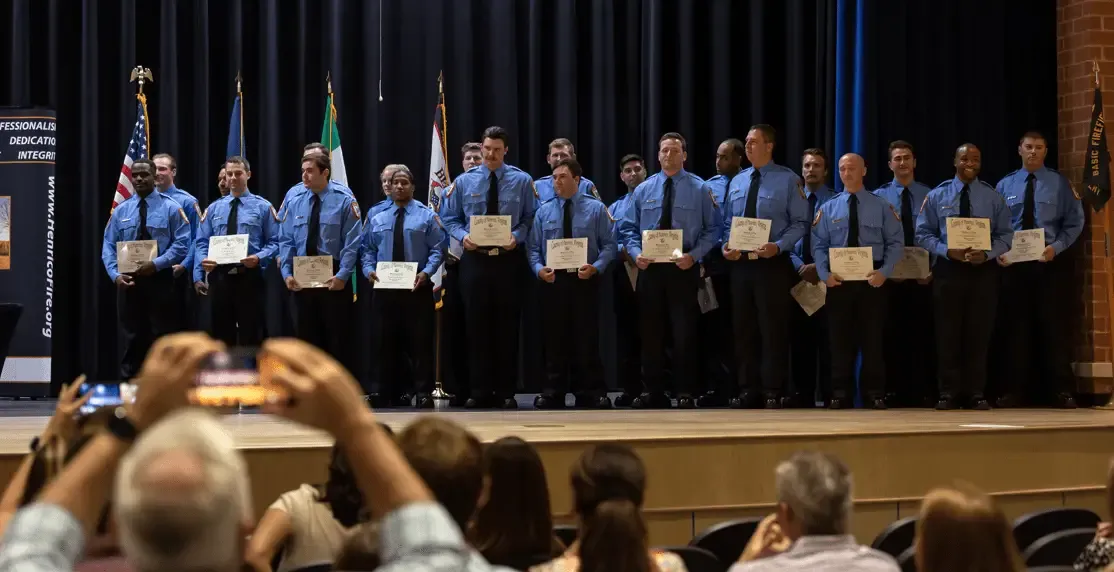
{"left": 321, "top": 93, "right": 347, "bottom": 187}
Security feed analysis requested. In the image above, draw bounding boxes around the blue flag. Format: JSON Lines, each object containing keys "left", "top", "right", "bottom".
{"left": 226, "top": 94, "right": 245, "bottom": 159}
{"left": 1084, "top": 85, "right": 1111, "bottom": 212}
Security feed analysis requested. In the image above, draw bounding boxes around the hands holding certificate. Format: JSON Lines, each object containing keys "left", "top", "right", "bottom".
{"left": 947, "top": 248, "right": 989, "bottom": 265}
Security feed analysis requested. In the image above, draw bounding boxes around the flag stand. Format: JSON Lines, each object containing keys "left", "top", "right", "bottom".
{"left": 430, "top": 71, "right": 453, "bottom": 405}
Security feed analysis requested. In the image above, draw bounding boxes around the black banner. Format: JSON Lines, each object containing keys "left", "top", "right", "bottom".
{"left": 1084, "top": 86, "right": 1111, "bottom": 212}
{"left": 0, "top": 108, "right": 56, "bottom": 395}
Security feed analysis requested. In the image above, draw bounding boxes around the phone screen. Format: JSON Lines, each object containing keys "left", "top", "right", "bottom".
{"left": 190, "top": 348, "right": 286, "bottom": 407}
{"left": 79, "top": 383, "right": 136, "bottom": 415}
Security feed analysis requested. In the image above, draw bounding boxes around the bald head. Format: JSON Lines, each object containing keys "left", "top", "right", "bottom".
{"left": 954, "top": 143, "right": 982, "bottom": 183}
{"left": 137, "top": 449, "right": 206, "bottom": 494}
{"left": 837, "top": 153, "right": 867, "bottom": 192}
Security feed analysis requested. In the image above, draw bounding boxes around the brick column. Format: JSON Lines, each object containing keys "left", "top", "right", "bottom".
{"left": 1059, "top": 0, "right": 1114, "bottom": 393}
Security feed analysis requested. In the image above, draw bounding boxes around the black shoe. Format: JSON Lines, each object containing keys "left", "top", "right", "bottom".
{"left": 464, "top": 396, "right": 487, "bottom": 409}
{"left": 696, "top": 391, "right": 724, "bottom": 407}
{"left": 396, "top": 393, "right": 414, "bottom": 407}
{"left": 729, "top": 391, "right": 760, "bottom": 409}
{"left": 613, "top": 392, "right": 638, "bottom": 407}
{"left": 1058, "top": 393, "right": 1078, "bottom": 409}
{"left": 415, "top": 395, "right": 435, "bottom": 409}
{"left": 632, "top": 392, "right": 673, "bottom": 409}
{"left": 935, "top": 397, "right": 955, "bottom": 410}
{"left": 533, "top": 394, "right": 564, "bottom": 410}
{"left": 972, "top": 398, "right": 991, "bottom": 411}
{"left": 677, "top": 396, "right": 696, "bottom": 409}
{"left": 366, "top": 392, "right": 386, "bottom": 407}
{"left": 764, "top": 397, "right": 782, "bottom": 409}
{"left": 871, "top": 398, "right": 887, "bottom": 410}
{"left": 591, "top": 396, "right": 612, "bottom": 409}
{"left": 829, "top": 398, "right": 846, "bottom": 410}
{"left": 995, "top": 394, "right": 1019, "bottom": 409}
{"left": 500, "top": 397, "right": 518, "bottom": 410}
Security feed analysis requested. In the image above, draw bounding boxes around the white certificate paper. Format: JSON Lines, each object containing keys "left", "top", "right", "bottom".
{"left": 946, "top": 217, "right": 992, "bottom": 251}
{"left": 641, "top": 229, "right": 683, "bottom": 263}
{"left": 546, "top": 238, "right": 588, "bottom": 270}
{"left": 791, "top": 280, "right": 827, "bottom": 316}
{"left": 293, "top": 255, "right": 333, "bottom": 288}
{"left": 469, "top": 215, "right": 513, "bottom": 247}
{"left": 207, "top": 234, "right": 249, "bottom": 265}
{"left": 374, "top": 261, "right": 419, "bottom": 290}
{"left": 1004, "top": 228, "right": 1046, "bottom": 263}
{"left": 728, "top": 217, "right": 772, "bottom": 251}
{"left": 829, "top": 246, "right": 874, "bottom": 281}
{"left": 116, "top": 240, "right": 158, "bottom": 274}
{"left": 891, "top": 247, "right": 931, "bottom": 280}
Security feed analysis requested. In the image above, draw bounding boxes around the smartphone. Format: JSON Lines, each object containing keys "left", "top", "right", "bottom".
{"left": 190, "top": 347, "right": 286, "bottom": 407}
{"left": 78, "top": 383, "right": 136, "bottom": 415}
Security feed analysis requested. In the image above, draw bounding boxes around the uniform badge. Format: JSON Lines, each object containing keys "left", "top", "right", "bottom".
{"left": 178, "top": 208, "right": 189, "bottom": 224}
{"left": 200, "top": 206, "right": 209, "bottom": 223}
{"left": 919, "top": 196, "right": 929, "bottom": 214}
{"left": 889, "top": 203, "right": 901, "bottom": 222}
{"left": 531, "top": 180, "right": 539, "bottom": 200}
{"left": 350, "top": 202, "right": 361, "bottom": 220}
{"left": 812, "top": 208, "right": 822, "bottom": 227}
{"left": 270, "top": 205, "right": 280, "bottom": 222}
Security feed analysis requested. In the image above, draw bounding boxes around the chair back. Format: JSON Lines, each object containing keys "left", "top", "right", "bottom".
{"left": 1012, "top": 508, "right": 1099, "bottom": 554}
{"left": 659, "top": 546, "right": 726, "bottom": 572}
{"left": 897, "top": 545, "right": 917, "bottom": 572}
{"left": 1021, "top": 528, "right": 1097, "bottom": 568}
{"left": 553, "top": 524, "right": 578, "bottom": 548}
{"left": 688, "top": 517, "right": 762, "bottom": 565}
{"left": 871, "top": 517, "right": 917, "bottom": 558}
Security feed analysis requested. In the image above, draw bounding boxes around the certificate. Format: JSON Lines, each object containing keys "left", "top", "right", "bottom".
{"left": 292, "top": 255, "right": 333, "bottom": 288}
{"left": 116, "top": 240, "right": 158, "bottom": 274}
{"left": 469, "top": 215, "right": 513, "bottom": 246}
{"left": 791, "top": 280, "right": 827, "bottom": 317}
{"left": 829, "top": 246, "right": 874, "bottom": 281}
{"left": 728, "top": 217, "right": 772, "bottom": 251}
{"left": 374, "top": 261, "right": 419, "bottom": 290}
{"left": 890, "top": 247, "right": 931, "bottom": 280}
{"left": 946, "top": 217, "right": 992, "bottom": 251}
{"left": 624, "top": 260, "right": 638, "bottom": 291}
{"left": 546, "top": 238, "right": 588, "bottom": 270}
{"left": 641, "top": 229, "right": 683, "bottom": 263}
{"left": 208, "top": 234, "right": 249, "bottom": 265}
{"left": 1004, "top": 228, "right": 1045, "bottom": 263}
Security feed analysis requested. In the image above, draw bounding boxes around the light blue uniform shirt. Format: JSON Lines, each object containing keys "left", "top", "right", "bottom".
{"left": 279, "top": 187, "right": 363, "bottom": 281}
{"left": 722, "top": 163, "right": 809, "bottom": 255}
{"left": 441, "top": 163, "right": 538, "bottom": 247}
{"left": 811, "top": 190, "right": 905, "bottom": 280}
{"left": 193, "top": 190, "right": 280, "bottom": 282}
{"left": 159, "top": 185, "right": 200, "bottom": 270}
{"left": 277, "top": 179, "right": 354, "bottom": 220}
{"left": 790, "top": 184, "right": 836, "bottom": 270}
{"left": 534, "top": 175, "right": 598, "bottom": 203}
{"left": 915, "top": 177, "right": 1014, "bottom": 260}
{"left": 528, "top": 193, "right": 617, "bottom": 276}
{"left": 102, "top": 192, "right": 190, "bottom": 282}
{"left": 618, "top": 169, "right": 720, "bottom": 260}
{"left": 608, "top": 192, "right": 636, "bottom": 254}
{"left": 995, "top": 166, "right": 1084, "bottom": 255}
{"left": 359, "top": 199, "right": 447, "bottom": 279}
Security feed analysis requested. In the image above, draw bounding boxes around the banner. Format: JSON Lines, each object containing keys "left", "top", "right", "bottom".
{"left": 0, "top": 108, "right": 56, "bottom": 393}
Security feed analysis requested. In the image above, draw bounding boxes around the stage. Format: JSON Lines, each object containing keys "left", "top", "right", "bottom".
{"left": 1, "top": 399, "right": 1112, "bottom": 546}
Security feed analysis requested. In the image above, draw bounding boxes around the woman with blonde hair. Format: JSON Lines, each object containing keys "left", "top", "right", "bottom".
{"left": 916, "top": 484, "right": 1024, "bottom": 572}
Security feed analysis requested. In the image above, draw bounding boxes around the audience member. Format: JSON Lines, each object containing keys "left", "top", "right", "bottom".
{"left": 333, "top": 522, "right": 381, "bottom": 572}
{"left": 1076, "top": 458, "right": 1114, "bottom": 571}
{"left": 915, "top": 483, "right": 1024, "bottom": 572}
{"left": 731, "top": 451, "right": 898, "bottom": 571}
{"left": 470, "top": 437, "right": 564, "bottom": 570}
{"left": 531, "top": 443, "right": 686, "bottom": 572}
{"left": 395, "top": 416, "right": 485, "bottom": 531}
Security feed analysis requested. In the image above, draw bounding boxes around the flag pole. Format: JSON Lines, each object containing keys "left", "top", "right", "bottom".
{"left": 235, "top": 71, "right": 244, "bottom": 156}
{"left": 1093, "top": 60, "right": 1114, "bottom": 409}
{"left": 129, "top": 66, "right": 153, "bottom": 145}
{"left": 432, "top": 70, "right": 451, "bottom": 403}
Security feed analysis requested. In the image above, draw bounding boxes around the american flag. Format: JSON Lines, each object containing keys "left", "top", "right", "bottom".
{"left": 112, "top": 95, "right": 150, "bottom": 211}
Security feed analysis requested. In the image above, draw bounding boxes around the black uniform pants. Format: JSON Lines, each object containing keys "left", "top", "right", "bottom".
{"left": 699, "top": 262, "right": 735, "bottom": 395}
{"left": 118, "top": 268, "right": 178, "bottom": 380}
{"left": 460, "top": 248, "right": 523, "bottom": 399}
{"left": 730, "top": 254, "right": 794, "bottom": 397}
{"left": 999, "top": 258, "right": 1075, "bottom": 399}
{"left": 827, "top": 279, "right": 888, "bottom": 399}
{"left": 610, "top": 258, "right": 642, "bottom": 395}
{"left": 790, "top": 282, "right": 830, "bottom": 406}
{"left": 933, "top": 259, "right": 999, "bottom": 398}
{"left": 293, "top": 269, "right": 354, "bottom": 377}
{"left": 438, "top": 259, "right": 470, "bottom": 398}
{"left": 373, "top": 281, "right": 435, "bottom": 397}
{"left": 172, "top": 268, "right": 194, "bottom": 330}
{"left": 638, "top": 263, "right": 700, "bottom": 395}
{"left": 208, "top": 266, "right": 265, "bottom": 348}
{"left": 541, "top": 272, "right": 605, "bottom": 396}
{"left": 884, "top": 279, "right": 935, "bottom": 404}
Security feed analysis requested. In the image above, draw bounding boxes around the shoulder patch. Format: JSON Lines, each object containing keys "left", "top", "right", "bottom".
{"left": 531, "top": 180, "right": 539, "bottom": 200}
{"left": 706, "top": 187, "right": 720, "bottom": 209}
{"left": 813, "top": 208, "right": 823, "bottom": 227}
{"left": 796, "top": 179, "right": 806, "bottom": 200}
{"left": 888, "top": 203, "right": 901, "bottom": 222}
{"left": 178, "top": 208, "right": 189, "bottom": 225}
{"left": 350, "top": 202, "right": 361, "bottom": 220}
{"left": 919, "top": 196, "right": 929, "bottom": 214}
{"left": 270, "top": 205, "right": 280, "bottom": 222}
{"left": 445, "top": 181, "right": 456, "bottom": 198}
{"left": 192, "top": 202, "right": 202, "bottom": 218}
{"left": 109, "top": 207, "right": 115, "bottom": 217}
{"left": 590, "top": 185, "right": 603, "bottom": 202}
{"left": 434, "top": 214, "right": 446, "bottom": 229}
{"left": 1071, "top": 181, "right": 1082, "bottom": 200}
{"left": 200, "top": 206, "right": 209, "bottom": 223}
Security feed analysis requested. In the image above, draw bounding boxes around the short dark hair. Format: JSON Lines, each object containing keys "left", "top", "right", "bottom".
{"left": 397, "top": 417, "right": 484, "bottom": 531}
{"left": 553, "top": 158, "right": 583, "bottom": 178}
{"left": 461, "top": 142, "right": 482, "bottom": 154}
{"left": 304, "top": 142, "right": 328, "bottom": 154}
{"left": 391, "top": 165, "right": 415, "bottom": 183}
{"left": 620, "top": 154, "right": 644, "bottom": 169}
{"left": 131, "top": 158, "right": 156, "bottom": 172}
{"left": 1019, "top": 131, "right": 1047, "bottom": 145}
{"left": 749, "top": 124, "right": 777, "bottom": 145}
{"left": 301, "top": 153, "right": 330, "bottom": 175}
{"left": 802, "top": 148, "right": 827, "bottom": 165}
{"left": 888, "top": 140, "right": 915, "bottom": 159}
{"left": 152, "top": 153, "right": 177, "bottom": 170}
{"left": 659, "top": 132, "right": 686, "bottom": 151}
{"left": 548, "top": 138, "right": 575, "bottom": 155}
{"left": 225, "top": 155, "right": 251, "bottom": 172}
{"left": 482, "top": 126, "right": 509, "bottom": 147}
{"left": 723, "top": 138, "right": 745, "bottom": 158}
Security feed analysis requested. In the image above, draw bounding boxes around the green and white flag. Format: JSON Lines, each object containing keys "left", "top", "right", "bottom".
{"left": 321, "top": 92, "right": 347, "bottom": 187}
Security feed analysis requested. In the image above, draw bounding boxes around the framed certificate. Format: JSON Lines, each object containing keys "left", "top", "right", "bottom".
{"left": 946, "top": 217, "right": 992, "bottom": 251}
{"left": 208, "top": 234, "right": 250, "bottom": 265}
{"left": 293, "top": 255, "right": 333, "bottom": 288}
{"left": 469, "top": 215, "right": 513, "bottom": 246}
{"left": 641, "top": 229, "right": 683, "bottom": 263}
{"left": 117, "top": 240, "right": 158, "bottom": 274}
{"left": 1004, "top": 228, "right": 1045, "bottom": 263}
{"left": 890, "top": 247, "right": 931, "bottom": 280}
{"left": 546, "top": 238, "right": 588, "bottom": 270}
{"left": 374, "top": 261, "right": 419, "bottom": 290}
{"left": 829, "top": 246, "right": 873, "bottom": 281}
{"left": 727, "top": 217, "right": 772, "bottom": 251}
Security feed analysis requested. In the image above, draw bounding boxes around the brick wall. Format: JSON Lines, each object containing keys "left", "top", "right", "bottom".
{"left": 1059, "top": 0, "right": 1114, "bottom": 388}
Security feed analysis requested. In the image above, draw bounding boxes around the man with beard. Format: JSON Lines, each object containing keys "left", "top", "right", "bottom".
{"left": 154, "top": 153, "right": 200, "bottom": 330}
{"left": 915, "top": 143, "right": 1013, "bottom": 410}
{"left": 533, "top": 138, "right": 600, "bottom": 203}
{"left": 609, "top": 154, "right": 647, "bottom": 406}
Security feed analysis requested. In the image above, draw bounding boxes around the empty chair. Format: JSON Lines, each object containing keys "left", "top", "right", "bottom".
{"left": 659, "top": 546, "right": 726, "bottom": 572}
{"left": 689, "top": 517, "right": 763, "bottom": 565}
{"left": 871, "top": 517, "right": 917, "bottom": 558}
{"left": 1022, "top": 528, "right": 1096, "bottom": 568}
{"left": 1013, "top": 508, "right": 1099, "bottom": 555}
{"left": 897, "top": 545, "right": 917, "bottom": 572}
{"left": 552, "top": 524, "right": 578, "bottom": 548}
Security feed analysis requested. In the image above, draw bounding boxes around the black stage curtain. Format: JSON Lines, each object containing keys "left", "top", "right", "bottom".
{"left": 1, "top": 0, "right": 1057, "bottom": 389}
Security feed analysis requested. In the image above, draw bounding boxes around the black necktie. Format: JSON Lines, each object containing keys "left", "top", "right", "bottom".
{"left": 960, "top": 184, "right": 971, "bottom": 217}
{"left": 744, "top": 170, "right": 761, "bottom": 218}
{"left": 563, "top": 199, "right": 573, "bottom": 238}
{"left": 660, "top": 178, "right": 674, "bottom": 230}
{"left": 847, "top": 193, "right": 860, "bottom": 247}
{"left": 803, "top": 193, "right": 818, "bottom": 264}
{"left": 487, "top": 171, "right": 499, "bottom": 215}
{"left": 1022, "top": 173, "right": 1036, "bottom": 230}
{"left": 227, "top": 197, "right": 240, "bottom": 236}
{"left": 900, "top": 188, "right": 915, "bottom": 246}
{"left": 137, "top": 198, "right": 151, "bottom": 240}
{"left": 392, "top": 206, "right": 406, "bottom": 262}
{"left": 307, "top": 193, "right": 321, "bottom": 256}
